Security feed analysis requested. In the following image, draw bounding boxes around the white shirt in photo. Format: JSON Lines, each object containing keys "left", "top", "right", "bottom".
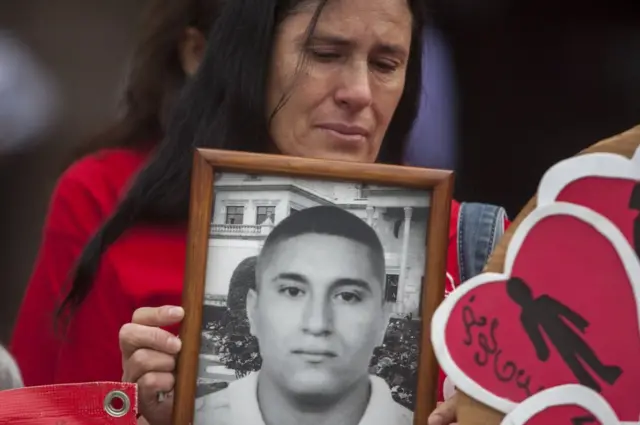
{"left": 194, "top": 372, "right": 413, "bottom": 425}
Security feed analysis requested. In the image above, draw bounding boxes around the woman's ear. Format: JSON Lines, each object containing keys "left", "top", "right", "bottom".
{"left": 179, "top": 27, "right": 206, "bottom": 76}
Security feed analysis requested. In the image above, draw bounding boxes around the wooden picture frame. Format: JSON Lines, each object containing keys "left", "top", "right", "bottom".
{"left": 173, "top": 148, "right": 454, "bottom": 425}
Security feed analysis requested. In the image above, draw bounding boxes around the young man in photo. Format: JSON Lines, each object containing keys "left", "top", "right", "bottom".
{"left": 196, "top": 205, "right": 413, "bottom": 425}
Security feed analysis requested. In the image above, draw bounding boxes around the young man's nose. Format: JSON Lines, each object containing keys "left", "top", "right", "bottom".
{"left": 301, "top": 297, "right": 333, "bottom": 336}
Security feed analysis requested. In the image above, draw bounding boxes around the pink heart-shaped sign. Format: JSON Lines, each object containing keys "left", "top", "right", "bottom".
{"left": 538, "top": 149, "right": 640, "bottom": 251}
{"left": 499, "top": 385, "right": 620, "bottom": 425}
{"left": 431, "top": 202, "right": 640, "bottom": 423}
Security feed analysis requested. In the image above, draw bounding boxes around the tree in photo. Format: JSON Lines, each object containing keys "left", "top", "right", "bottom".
{"left": 369, "top": 315, "right": 421, "bottom": 410}
{"left": 217, "top": 256, "right": 262, "bottom": 377}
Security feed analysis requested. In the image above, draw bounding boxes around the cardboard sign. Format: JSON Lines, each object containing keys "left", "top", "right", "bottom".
{"left": 0, "top": 382, "right": 138, "bottom": 424}
{"left": 538, "top": 149, "right": 640, "bottom": 252}
{"left": 431, "top": 202, "right": 640, "bottom": 423}
{"left": 499, "top": 385, "right": 620, "bottom": 425}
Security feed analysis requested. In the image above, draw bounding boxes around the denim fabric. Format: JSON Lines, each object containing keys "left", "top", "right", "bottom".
{"left": 457, "top": 202, "right": 508, "bottom": 283}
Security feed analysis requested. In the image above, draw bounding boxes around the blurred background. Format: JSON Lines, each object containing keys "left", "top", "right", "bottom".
{"left": 0, "top": 0, "right": 638, "bottom": 343}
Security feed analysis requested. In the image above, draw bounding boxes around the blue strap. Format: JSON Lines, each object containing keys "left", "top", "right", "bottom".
{"left": 457, "top": 202, "right": 508, "bottom": 283}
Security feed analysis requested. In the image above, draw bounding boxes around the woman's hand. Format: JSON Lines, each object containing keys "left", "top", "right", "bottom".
{"left": 428, "top": 392, "right": 458, "bottom": 425}
{"left": 120, "top": 306, "right": 184, "bottom": 425}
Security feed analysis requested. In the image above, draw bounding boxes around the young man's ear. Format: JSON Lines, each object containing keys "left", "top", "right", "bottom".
{"left": 246, "top": 289, "right": 259, "bottom": 337}
{"left": 179, "top": 27, "right": 206, "bottom": 76}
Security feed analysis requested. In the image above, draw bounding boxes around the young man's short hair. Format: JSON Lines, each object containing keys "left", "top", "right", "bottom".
{"left": 256, "top": 205, "right": 386, "bottom": 288}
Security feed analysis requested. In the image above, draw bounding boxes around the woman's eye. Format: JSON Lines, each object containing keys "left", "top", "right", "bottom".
{"left": 372, "top": 61, "right": 398, "bottom": 73}
{"left": 310, "top": 50, "right": 341, "bottom": 61}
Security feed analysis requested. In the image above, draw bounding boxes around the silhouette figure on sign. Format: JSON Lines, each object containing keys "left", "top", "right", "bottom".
{"left": 628, "top": 183, "right": 640, "bottom": 258}
{"left": 506, "top": 277, "right": 623, "bottom": 393}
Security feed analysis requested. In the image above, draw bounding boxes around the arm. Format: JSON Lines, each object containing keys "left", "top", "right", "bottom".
{"left": 10, "top": 164, "right": 105, "bottom": 386}
{"left": 10, "top": 151, "right": 138, "bottom": 385}
{"left": 521, "top": 315, "right": 550, "bottom": 361}
{"left": 551, "top": 299, "right": 589, "bottom": 332}
{"left": 53, "top": 258, "right": 136, "bottom": 383}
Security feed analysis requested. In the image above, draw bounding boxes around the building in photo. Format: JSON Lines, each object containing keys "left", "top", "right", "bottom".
{"left": 198, "top": 172, "right": 431, "bottom": 410}
{"left": 204, "top": 173, "right": 430, "bottom": 316}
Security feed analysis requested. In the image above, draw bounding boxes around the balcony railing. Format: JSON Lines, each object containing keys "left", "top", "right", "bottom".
{"left": 210, "top": 223, "right": 273, "bottom": 237}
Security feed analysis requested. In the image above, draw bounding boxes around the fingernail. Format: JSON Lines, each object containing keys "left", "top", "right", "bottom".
{"left": 168, "top": 307, "right": 184, "bottom": 319}
{"left": 169, "top": 336, "right": 182, "bottom": 351}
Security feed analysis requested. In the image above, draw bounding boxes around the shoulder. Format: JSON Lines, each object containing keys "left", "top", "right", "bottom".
{"left": 392, "top": 402, "right": 414, "bottom": 425}
{"left": 366, "top": 375, "right": 414, "bottom": 425}
{"left": 58, "top": 148, "right": 148, "bottom": 194}
{"left": 194, "top": 388, "right": 232, "bottom": 425}
{"left": 46, "top": 148, "right": 149, "bottom": 236}
{"left": 449, "top": 200, "right": 510, "bottom": 235}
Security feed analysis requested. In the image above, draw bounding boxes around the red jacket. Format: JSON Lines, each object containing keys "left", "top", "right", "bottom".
{"left": 10, "top": 149, "right": 508, "bottom": 400}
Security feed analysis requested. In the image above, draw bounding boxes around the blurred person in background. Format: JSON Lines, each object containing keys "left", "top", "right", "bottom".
{"left": 10, "top": 1, "right": 492, "bottom": 424}
{"left": 0, "top": 32, "right": 60, "bottom": 156}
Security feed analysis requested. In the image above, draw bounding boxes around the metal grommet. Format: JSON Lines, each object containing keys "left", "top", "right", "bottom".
{"left": 104, "top": 390, "right": 131, "bottom": 418}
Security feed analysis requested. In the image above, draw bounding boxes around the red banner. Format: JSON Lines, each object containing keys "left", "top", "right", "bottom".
{"left": 0, "top": 382, "right": 138, "bottom": 424}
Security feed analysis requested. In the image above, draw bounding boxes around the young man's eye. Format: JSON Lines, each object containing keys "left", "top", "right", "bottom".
{"left": 335, "top": 292, "right": 362, "bottom": 304}
{"left": 279, "top": 286, "right": 305, "bottom": 297}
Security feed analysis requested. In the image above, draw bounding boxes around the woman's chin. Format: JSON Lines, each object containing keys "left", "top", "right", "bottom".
{"left": 303, "top": 145, "right": 375, "bottom": 164}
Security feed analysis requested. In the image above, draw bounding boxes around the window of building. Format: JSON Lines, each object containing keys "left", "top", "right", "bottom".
{"left": 384, "top": 274, "right": 399, "bottom": 302}
{"left": 256, "top": 206, "right": 275, "bottom": 224}
{"left": 225, "top": 206, "right": 244, "bottom": 224}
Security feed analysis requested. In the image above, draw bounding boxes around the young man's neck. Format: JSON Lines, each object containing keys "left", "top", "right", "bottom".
{"left": 256, "top": 374, "right": 371, "bottom": 425}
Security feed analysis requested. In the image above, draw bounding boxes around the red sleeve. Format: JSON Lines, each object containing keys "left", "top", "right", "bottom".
{"left": 52, "top": 256, "right": 136, "bottom": 383}
{"left": 10, "top": 150, "right": 145, "bottom": 386}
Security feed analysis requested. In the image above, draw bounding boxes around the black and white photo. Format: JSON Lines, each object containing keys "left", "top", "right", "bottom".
{"left": 195, "top": 172, "right": 430, "bottom": 425}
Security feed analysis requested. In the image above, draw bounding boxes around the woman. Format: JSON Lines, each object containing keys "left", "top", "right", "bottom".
{"left": 118, "top": 0, "right": 463, "bottom": 423}
{"left": 11, "top": 0, "right": 490, "bottom": 423}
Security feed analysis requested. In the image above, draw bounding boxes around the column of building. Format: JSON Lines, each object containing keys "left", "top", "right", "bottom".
{"left": 396, "top": 206, "right": 412, "bottom": 313}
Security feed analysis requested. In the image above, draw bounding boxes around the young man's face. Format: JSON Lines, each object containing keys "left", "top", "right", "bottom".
{"left": 247, "top": 233, "right": 389, "bottom": 400}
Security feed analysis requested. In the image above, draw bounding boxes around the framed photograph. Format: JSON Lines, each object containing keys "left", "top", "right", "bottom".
{"left": 173, "top": 149, "right": 454, "bottom": 425}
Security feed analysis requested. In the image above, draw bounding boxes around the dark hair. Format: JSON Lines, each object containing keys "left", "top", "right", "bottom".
{"left": 256, "top": 206, "right": 386, "bottom": 285}
{"left": 67, "top": 0, "right": 219, "bottom": 162}
{"left": 58, "top": 0, "right": 427, "bottom": 319}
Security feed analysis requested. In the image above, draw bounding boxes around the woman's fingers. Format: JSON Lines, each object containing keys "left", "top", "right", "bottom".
{"left": 138, "top": 371, "right": 175, "bottom": 395}
{"left": 123, "top": 348, "right": 176, "bottom": 383}
{"left": 428, "top": 393, "right": 458, "bottom": 425}
{"left": 137, "top": 371, "right": 176, "bottom": 411}
{"left": 118, "top": 306, "right": 184, "bottom": 425}
{"left": 119, "top": 323, "right": 182, "bottom": 361}
{"left": 132, "top": 306, "right": 184, "bottom": 327}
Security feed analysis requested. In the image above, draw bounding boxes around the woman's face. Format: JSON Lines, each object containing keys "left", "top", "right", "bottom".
{"left": 266, "top": 0, "right": 413, "bottom": 163}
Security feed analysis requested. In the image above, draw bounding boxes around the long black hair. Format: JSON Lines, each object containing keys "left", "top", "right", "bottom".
{"left": 58, "top": 0, "right": 428, "bottom": 319}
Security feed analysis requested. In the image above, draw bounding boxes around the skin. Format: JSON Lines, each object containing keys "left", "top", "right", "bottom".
{"left": 121, "top": 0, "right": 457, "bottom": 423}
{"left": 247, "top": 234, "right": 389, "bottom": 425}
{"left": 265, "top": 0, "right": 411, "bottom": 163}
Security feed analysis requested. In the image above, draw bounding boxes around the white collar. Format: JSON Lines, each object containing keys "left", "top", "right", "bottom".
{"left": 227, "top": 371, "right": 408, "bottom": 425}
